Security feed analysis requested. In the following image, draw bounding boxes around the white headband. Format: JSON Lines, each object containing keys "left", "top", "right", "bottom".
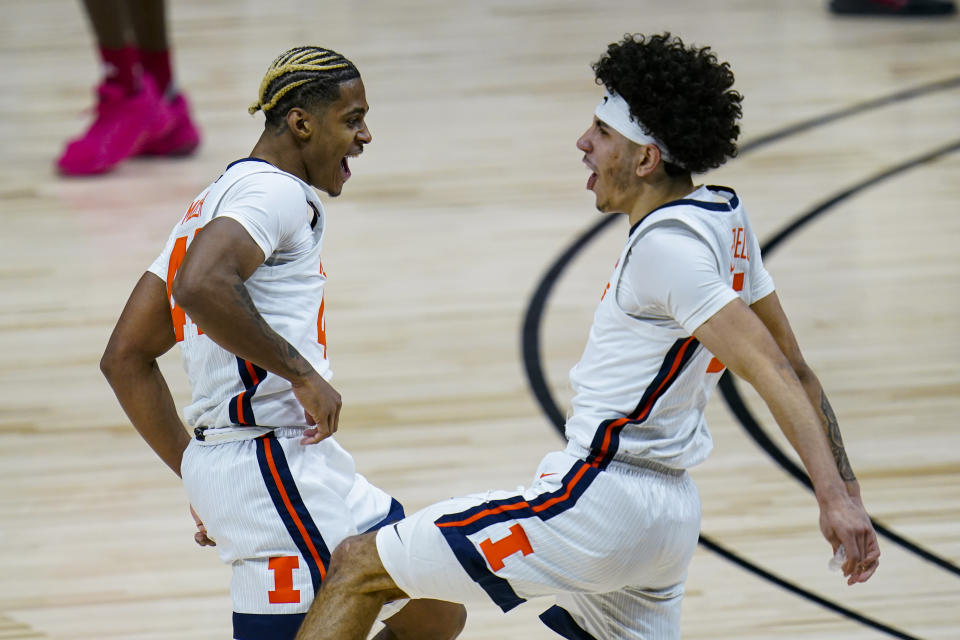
{"left": 594, "top": 90, "right": 679, "bottom": 166}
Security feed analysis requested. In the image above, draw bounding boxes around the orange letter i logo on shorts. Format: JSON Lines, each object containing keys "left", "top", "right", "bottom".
{"left": 267, "top": 556, "right": 301, "bottom": 603}
{"left": 478, "top": 524, "right": 534, "bottom": 572}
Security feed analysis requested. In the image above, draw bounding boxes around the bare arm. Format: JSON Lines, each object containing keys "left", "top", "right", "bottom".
{"left": 750, "top": 292, "right": 858, "bottom": 490}
{"left": 172, "top": 216, "right": 340, "bottom": 443}
{"left": 693, "top": 297, "right": 879, "bottom": 583}
{"left": 100, "top": 272, "right": 189, "bottom": 476}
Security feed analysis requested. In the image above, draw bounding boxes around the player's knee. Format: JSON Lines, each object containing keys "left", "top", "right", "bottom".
{"left": 325, "top": 535, "right": 369, "bottom": 588}
{"left": 326, "top": 533, "right": 394, "bottom": 596}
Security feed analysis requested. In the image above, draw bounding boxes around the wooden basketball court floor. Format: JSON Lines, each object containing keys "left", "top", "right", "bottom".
{"left": 1, "top": 1, "right": 958, "bottom": 638}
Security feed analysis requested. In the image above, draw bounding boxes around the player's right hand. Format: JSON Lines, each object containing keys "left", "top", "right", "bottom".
{"left": 292, "top": 372, "right": 341, "bottom": 445}
{"left": 818, "top": 495, "right": 880, "bottom": 585}
{"left": 190, "top": 504, "right": 216, "bottom": 547}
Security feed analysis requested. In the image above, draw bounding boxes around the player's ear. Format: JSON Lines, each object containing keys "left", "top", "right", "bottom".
{"left": 285, "top": 107, "right": 313, "bottom": 141}
{"left": 635, "top": 144, "right": 662, "bottom": 178}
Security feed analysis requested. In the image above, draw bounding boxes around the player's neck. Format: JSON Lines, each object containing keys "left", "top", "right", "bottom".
{"left": 249, "top": 131, "right": 308, "bottom": 183}
{"left": 626, "top": 176, "right": 695, "bottom": 228}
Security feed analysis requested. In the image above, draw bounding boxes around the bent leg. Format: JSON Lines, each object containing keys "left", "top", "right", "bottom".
{"left": 295, "top": 532, "right": 407, "bottom": 640}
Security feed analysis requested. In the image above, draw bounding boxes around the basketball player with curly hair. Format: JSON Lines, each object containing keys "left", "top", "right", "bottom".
{"left": 294, "top": 34, "right": 880, "bottom": 640}
{"left": 100, "top": 46, "right": 465, "bottom": 640}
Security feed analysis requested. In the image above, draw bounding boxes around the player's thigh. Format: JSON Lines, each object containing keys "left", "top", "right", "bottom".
{"left": 182, "top": 436, "right": 356, "bottom": 611}
{"left": 376, "top": 451, "right": 701, "bottom": 609}
{"left": 346, "top": 471, "right": 406, "bottom": 534}
{"left": 182, "top": 435, "right": 357, "bottom": 560}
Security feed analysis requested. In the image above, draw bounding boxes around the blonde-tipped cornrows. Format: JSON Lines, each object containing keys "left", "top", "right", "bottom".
{"left": 248, "top": 46, "right": 357, "bottom": 119}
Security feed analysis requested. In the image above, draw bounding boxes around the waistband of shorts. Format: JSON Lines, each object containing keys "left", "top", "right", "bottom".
{"left": 564, "top": 441, "right": 686, "bottom": 477}
{"left": 192, "top": 426, "right": 302, "bottom": 445}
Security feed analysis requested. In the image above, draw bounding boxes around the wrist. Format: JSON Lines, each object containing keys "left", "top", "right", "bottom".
{"left": 814, "top": 482, "right": 849, "bottom": 508}
{"left": 288, "top": 366, "right": 321, "bottom": 388}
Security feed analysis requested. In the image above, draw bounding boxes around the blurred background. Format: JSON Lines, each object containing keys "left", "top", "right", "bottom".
{"left": 0, "top": 1, "right": 958, "bottom": 638}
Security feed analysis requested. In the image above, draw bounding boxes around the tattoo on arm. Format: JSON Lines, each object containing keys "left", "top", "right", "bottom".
{"left": 821, "top": 391, "right": 856, "bottom": 482}
{"left": 231, "top": 281, "right": 312, "bottom": 380}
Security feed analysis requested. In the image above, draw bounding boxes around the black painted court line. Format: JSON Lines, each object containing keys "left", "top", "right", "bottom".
{"left": 739, "top": 75, "right": 960, "bottom": 155}
{"left": 699, "top": 536, "right": 919, "bottom": 640}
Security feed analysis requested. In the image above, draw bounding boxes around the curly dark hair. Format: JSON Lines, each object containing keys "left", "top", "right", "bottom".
{"left": 592, "top": 33, "right": 743, "bottom": 175}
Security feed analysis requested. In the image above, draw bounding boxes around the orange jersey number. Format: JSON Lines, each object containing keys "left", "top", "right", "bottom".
{"left": 165, "top": 229, "right": 203, "bottom": 342}
{"left": 317, "top": 262, "right": 327, "bottom": 357}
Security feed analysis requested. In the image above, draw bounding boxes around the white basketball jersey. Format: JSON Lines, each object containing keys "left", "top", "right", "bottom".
{"left": 565, "top": 186, "right": 774, "bottom": 470}
{"left": 148, "top": 158, "right": 330, "bottom": 429}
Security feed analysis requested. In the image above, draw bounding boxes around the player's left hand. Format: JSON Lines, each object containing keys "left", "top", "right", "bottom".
{"left": 292, "top": 372, "right": 341, "bottom": 445}
{"left": 818, "top": 495, "right": 879, "bottom": 585}
{"left": 190, "top": 504, "right": 216, "bottom": 547}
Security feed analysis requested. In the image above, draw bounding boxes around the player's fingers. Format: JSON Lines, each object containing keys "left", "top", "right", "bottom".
{"left": 194, "top": 530, "right": 216, "bottom": 546}
{"left": 324, "top": 409, "right": 336, "bottom": 439}
{"left": 300, "top": 425, "right": 333, "bottom": 445}
{"left": 332, "top": 402, "right": 341, "bottom": 434}
{"left": 854, "top": 557, "right": 879, "bottom": 583}
{"left": 852, "top": 533, "right": 880, "bottom": 583}
{"left": 304, "top": 409, "right": 316, "bottom": 425}
{"left": 839, "top": 531, "right": 859, "bottom": 577}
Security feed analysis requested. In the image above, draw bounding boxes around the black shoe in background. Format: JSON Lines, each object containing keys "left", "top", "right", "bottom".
{"left": 829, "top": 0, "right": 957, "bottom": 14}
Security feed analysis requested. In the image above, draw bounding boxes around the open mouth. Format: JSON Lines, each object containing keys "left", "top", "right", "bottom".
{"left": 341, "top": 148, "right": 363, "bottom": 182}
{"left": 583, "top": 158, "right": 597, "bottom": 191}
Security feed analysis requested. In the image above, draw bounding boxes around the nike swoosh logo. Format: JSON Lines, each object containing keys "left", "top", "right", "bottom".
{"left": 393, "top": 523, "right": 402, "bottom": 542}
{"left": 539, "top": 472, "right": 557, "bottom": 479}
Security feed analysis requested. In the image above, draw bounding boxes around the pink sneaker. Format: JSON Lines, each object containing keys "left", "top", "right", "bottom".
{"left": 139, "top": 92, "right": 201, "bottom": 157}
{"left": 57, "top": 76, "right": 174, "bottom": 175}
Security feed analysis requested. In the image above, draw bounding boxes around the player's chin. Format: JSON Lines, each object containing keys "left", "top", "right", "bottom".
{"left": 325, "top": 183, "right": 344, "bottom": 198}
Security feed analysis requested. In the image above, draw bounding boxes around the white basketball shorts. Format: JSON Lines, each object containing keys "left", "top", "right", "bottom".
{"left": 182, "top": 428, "right": 406, "bottom": 640}
{"left": 376, "top": 448, "right": 701, "bottom": 639}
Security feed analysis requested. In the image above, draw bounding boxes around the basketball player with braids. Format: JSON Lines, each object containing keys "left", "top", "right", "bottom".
{"left": 294, "top": 34, "right": 881, "bottom": 640}
{"left": 100, "top": 46, "right": 465, "bottom": 640}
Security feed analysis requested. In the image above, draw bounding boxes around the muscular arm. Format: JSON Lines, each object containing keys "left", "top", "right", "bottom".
{"left": 750, "top": 292, "right": 857, "bottom": 487}
{"left": 100, "top": 272, "right": 189, "bottom": 475}
{"left": 172, "top": 216, "right": 340, "bottom": 441}
{"left": 693, "top": 297, "right": 879, "bottom": 583}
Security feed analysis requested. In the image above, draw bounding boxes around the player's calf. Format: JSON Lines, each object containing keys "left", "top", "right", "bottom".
{"left": 382, "top": 598, "right": 466, "bottom": 640}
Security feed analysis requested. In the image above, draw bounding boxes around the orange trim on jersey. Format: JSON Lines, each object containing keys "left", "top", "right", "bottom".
{"left": 706, "top": 357, "right": 725, "bottom": 373}
{"left": 591, "top": 336, "right": 697, "bottom": 463}
{"left": 437, "top": 463, "right": 591, "bottom": 529}
{"left": 235, "top": 392, "right": 246, "bottom": 423}
{"left": 262, "top": 437, "right": 327, "bottom": 580}
{"left": 245, "top": 360, "right": 261, "bottom": 385}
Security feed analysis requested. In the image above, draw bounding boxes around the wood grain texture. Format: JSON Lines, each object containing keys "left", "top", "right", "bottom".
{"left": 1, "top": 1, "right": 957, "bottom": 638}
